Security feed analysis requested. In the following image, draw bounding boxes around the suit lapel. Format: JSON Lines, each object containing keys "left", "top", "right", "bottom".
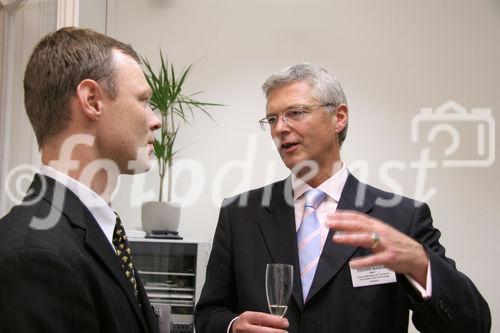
{"left": 136, "top": 275, "right": 159, "bottom": 333}
{"left": 34, "top": 174, "right": 150, "bottom": 333}
{"left": 84, "top": 222, "right": 150, "bottom": 332}
{"left": 259, "top": 178, "right": 305, "bottom": 310}
{"left": 306, "top": 173, "right": 374, "bottom": 302}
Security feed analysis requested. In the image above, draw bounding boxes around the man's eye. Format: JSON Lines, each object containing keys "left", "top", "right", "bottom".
{"left": 287, "top": 110, "right": 304, "bottom": 119}
{"left": 267, "top": 116, "right": 278, "bottom": 125}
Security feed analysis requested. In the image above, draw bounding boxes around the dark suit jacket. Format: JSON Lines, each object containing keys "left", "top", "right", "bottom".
{"left": 0, "top": 174, "right": 159, "bottom": 333}
{"left": 195, "top": 174, "right": 490, "bottom": 333}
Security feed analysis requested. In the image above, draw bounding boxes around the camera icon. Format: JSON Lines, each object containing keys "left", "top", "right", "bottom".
{"left": 411, "top": 100, "right": 495, "bottom": 167}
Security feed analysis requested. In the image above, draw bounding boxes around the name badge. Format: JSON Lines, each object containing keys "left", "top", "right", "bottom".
{"left": 350, "top": 265, "right": 396, "bottom": 288}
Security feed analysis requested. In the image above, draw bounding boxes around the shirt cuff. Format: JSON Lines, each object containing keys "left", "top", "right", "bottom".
{"left": 405, "top": 261, "right": 432, "bottom": 300}
{"left": 227, "top": 316, "right": 239, "bottom": 333}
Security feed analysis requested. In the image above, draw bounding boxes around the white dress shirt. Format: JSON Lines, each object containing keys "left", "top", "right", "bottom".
{"left": 292, "top": 163, "right": 348, "bottom": 249}
{"left": 39, "top": 164, "right": 116, "bottom": 250}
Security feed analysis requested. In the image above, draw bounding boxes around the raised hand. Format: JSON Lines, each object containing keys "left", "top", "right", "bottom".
{"left": 327, "top": 210, "right": 428, "bottom": 286}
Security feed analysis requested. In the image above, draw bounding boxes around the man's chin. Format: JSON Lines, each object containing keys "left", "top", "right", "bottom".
{"left": 123, "top": 160, "right": 151, "bottom": 175}
{"left": 280, "top": 154, "right": 303, "bottom": 171}
{"left": 282, "top": 157, "right": 322, "bottom": 180}
{"left": 280, "top": 158, "right": 295, "bottom": 171}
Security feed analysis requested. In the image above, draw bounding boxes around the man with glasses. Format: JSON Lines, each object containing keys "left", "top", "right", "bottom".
{"left": 195, "top": 63, "right": 490, "bottom": 333}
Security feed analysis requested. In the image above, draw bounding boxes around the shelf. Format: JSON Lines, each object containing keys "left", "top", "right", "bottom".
{"left": 145, "top": 286, "right": 194, "bottom": 292}
{"left": 138, "top": 270, "right": 195, "bottom": 277}
{"left": 129, "top": 238, "right": 201, "bottom": 244}
{"left": 147, "top": 292, "right": 194, "bottom": 300}
{"left": 150, "top": 299, "right": 194, "bottom": 306}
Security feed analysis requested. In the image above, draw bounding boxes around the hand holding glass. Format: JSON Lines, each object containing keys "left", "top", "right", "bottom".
{"left": 265, "top": 263, "right": 293, "bottom": 317}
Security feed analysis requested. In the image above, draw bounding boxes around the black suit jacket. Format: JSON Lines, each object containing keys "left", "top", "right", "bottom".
{"left": 195, "top": 174, "right": 490, "bottom": 333}
{"left": 0, "top": 174, "right": 159, "bottom": 333}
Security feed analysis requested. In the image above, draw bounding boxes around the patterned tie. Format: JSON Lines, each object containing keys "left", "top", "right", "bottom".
{"left": 297, "top": 189, "right": 326, "bottom": 301}
{"left": 113, "top": 212, "right": 138, "bottom": 295}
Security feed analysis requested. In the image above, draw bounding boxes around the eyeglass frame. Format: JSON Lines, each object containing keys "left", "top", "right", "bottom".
{"left": 258, "top": 103, "right": 335, "bottom": 131}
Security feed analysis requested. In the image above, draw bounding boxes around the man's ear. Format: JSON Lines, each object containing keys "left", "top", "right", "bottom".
{"left": 335, "top": 104, "right": 348, "bottom": 133}
{"left": 75, "top": 79, "right": 105, "bottom": 120}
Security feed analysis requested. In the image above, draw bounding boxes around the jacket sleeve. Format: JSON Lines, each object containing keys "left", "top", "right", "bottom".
{"left": 404, "top": 203, "right": 491, "bottom": 333}
{"left": 0, "top": 248, "right": 99, "bottom": 333}
{"left": 195, "top": 200, "right": 239, "bottom": 333}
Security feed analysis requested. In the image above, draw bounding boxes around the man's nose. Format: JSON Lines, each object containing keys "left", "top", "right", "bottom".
{"left": 149, "top": 110, "right": 161, "bottom": 131}
{"left": 150, "top": 113, "right": 161, "bottom": 131}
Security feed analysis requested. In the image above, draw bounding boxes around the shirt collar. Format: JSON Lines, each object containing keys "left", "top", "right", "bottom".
{"left": 292, "top": 162, "right": 349, "bottom": 202}
{"left": 39, "top": 164, "right": 116, "bottom": 246}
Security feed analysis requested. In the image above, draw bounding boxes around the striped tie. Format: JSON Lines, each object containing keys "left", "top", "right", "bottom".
{"left": 297, "top": 189, "right": 326, "bottom": 301}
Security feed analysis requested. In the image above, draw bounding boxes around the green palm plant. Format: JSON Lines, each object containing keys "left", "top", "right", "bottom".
{"left": 142, "top": 52, "right": 221, "bottom": 202}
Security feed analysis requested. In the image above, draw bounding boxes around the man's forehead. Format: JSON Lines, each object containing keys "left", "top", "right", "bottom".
{"left": 111, "top": 49, "right": 144, "bottom": 80}
{"left": 111, "top": 49, "right": 139, "bottom": 67}
{"left": 266, "top": 81, "right": 317, "bottom": 112}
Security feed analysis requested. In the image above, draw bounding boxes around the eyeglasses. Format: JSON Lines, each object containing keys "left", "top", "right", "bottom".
{"left": 258, "top": 104, "right": 334, "bottom": 131}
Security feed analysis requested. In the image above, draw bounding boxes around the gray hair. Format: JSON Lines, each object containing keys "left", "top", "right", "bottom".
{"left": 262, "top": 63, "right": 348, "bottom": 146}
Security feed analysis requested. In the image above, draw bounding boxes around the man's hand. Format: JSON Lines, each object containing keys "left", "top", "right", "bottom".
{"left": 232, "top": 311, "right": 289, "bottom": 333}
{"left": 327, "top": 210, "right": 429, "bottom": 286}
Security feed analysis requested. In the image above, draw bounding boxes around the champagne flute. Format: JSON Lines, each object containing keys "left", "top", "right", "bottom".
{"left": 265, "top": 263, "right": 293, "bottom": 317}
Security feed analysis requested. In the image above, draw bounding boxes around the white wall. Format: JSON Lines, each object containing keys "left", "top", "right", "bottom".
{"left": 79, "top": 0, "right": 105, "bottom": 33}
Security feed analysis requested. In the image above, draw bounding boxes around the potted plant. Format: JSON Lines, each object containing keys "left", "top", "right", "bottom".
{"left": 141, "top": 52, "right": 220, "bottom": 235}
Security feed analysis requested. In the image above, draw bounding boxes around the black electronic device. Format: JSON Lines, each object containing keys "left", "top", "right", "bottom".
{"left": 129, "top": 239, "right": 209, "bottom": 333}
{"left": 146, "top": 230, "right": 183, "bottom": 240}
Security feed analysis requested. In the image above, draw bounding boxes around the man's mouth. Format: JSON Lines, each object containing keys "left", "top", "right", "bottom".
{"left": 147, "top": 140, "right": 155, "bottom": 154}
{"left": 281, "top": 142, "right": 298, "bottom": 149}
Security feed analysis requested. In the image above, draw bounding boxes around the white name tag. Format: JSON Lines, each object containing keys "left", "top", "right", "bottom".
{"left": 350, "top": 265, "right": 397, "bottom": 287}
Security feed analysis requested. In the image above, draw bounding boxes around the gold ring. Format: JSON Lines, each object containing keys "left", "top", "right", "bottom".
{"left": 371, "top": 232, "right": 380, "bottom": 250}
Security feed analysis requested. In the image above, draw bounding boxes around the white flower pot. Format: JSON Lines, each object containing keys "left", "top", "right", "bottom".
{"left": 141, "top": 201, "right": 181, "bottom": 233}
